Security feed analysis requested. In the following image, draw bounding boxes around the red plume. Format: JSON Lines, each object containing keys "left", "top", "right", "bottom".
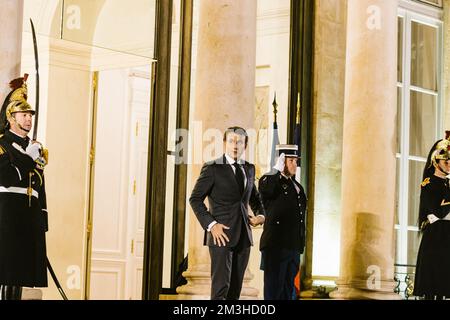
{"left": 7, "top": 74, "right": 28, "bottom": 100}
{"left": 8, "top": 73, "right": 29, "bottom": 91}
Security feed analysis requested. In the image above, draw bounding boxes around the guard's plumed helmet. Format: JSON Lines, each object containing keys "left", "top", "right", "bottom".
{"left": 0, "top": 74, "right": 35, "bottom": 134}
{"left": 431, "top": 131, "right": 450, "bottom": 168}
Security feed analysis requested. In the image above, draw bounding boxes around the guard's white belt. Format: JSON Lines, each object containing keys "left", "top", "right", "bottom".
{"left": 443, "top": 213, "right": 450, "bottom": 221}
{"left": 0, "top": 186, "right": 39, "bottom": 199}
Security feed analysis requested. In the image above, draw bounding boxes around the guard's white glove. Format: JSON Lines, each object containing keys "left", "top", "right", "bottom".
{"left": 25, "top": 142, "right": 41, "bottom": 161}
{"left": 273, "top": 153, "right": 285, "bottom": 172}
{"left": 427, "top": 214, "right": 439, "bottom": 224}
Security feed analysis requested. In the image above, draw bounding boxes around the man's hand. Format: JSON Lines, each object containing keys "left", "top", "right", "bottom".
{"left": 273, "top": 153, "right": 285, "bottom": 172}
{"left": 249, "top": 215, "right": 265, "bottom": 227}
{"left": 25, "top": 142, "right": 42, "bottom": 161}
{"left": 210, "top": 223, "right": 230, "bottom": 247}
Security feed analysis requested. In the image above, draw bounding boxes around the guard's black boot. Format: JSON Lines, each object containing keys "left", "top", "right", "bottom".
{"left": 0, "top": 285, "right": 22, "bottom": 300}
{"left": 11, "top": 286, "right": 22, "bottom": 300}
{"left": 0, "top": 285, "right": 5, "bottom": 300}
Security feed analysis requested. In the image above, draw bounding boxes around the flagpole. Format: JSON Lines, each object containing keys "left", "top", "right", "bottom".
{"left": 269, "top": 93, "right": 280, "bottom": 173}
{"left": 295, "top": 92, "right": 302, "bottom": 299}
{"left": 295, "top": 93, "right": 301, "bottom": 183}
{"left": 273, "top": 92, "right": 278, "bottom": 124}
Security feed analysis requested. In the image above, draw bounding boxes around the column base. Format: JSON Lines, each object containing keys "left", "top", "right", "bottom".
{"left": 330, "top": 279, "right": 401, "bottom": 300}
{"left": 175, "top": 269, "right": 259, "bottom": 300}
{"left": 301, "top": 276, "right": 314, "bottom": 291}
{"left": 176, "top": 269, "right": 211, "bottom": 299}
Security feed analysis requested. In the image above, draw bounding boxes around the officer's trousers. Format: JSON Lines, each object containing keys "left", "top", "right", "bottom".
{"left": 263, "top": 248, "right": 300, "bottom": 300}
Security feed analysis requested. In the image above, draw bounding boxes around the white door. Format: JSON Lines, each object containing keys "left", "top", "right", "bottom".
{"left": 124, "top": 73, "right": 151, "bottom": 300}
{"left": 89, "top": 67, "right": 150, "bottom": 300}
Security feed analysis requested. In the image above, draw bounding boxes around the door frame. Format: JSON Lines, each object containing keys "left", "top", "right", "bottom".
{"left": 142, "top": 0, "right": 174, "bottom": 300}
{"left": 84, "top": 71, "right": 99, "bottom": 300}
{"left": 288, "top": 0, "right": 314, "bottom": 291}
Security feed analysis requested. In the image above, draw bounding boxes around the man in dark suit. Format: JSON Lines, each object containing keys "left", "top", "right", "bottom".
{"left": 190, "top": 126, "right": 266, "bottom": 300}
{"left": 259, "top": 144, "right": 307, "bottom": 300}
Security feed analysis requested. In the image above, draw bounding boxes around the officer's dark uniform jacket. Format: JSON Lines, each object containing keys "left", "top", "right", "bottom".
{"left": 259, "top": 171, "right": 307, "bottom": 253}
{"left": 0, "top": 130, "right": 48, "bottom": 287}
{"left": 413, "top": 174, "right": 450, "bottom": 297}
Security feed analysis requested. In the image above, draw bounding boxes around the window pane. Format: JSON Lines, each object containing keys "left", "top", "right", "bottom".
{"left": 395, "top": 157, "right": 400, "bottom": 225}
{"left": 256, "top": 0, "right": 291, "bottom": 173}
{"left": 397, "top": 87, "right": 402, "bottom": 153}
{"left": 409, "top": 91, "right": 436, "bottom": 158}
{"left": 167, "top": 0, "right": 181, "bottom": 153}
{"left": 162, "top": 0, "right": 182, "bottom": 289}
{"left": 411, "top": 21, "right": 437, "bottom": 91}
{"left": 163, "top": 154, "right": 176, "bottom": 288}
{"left": 408, "top": 160, "right": 426, "bottom": 226}
{"left": 398, "top": 17, "right": 403, "bottom": 83}
{"left": 408, "top": 230, "right": 421, "bottom": 266}
{"left": 395, "top": 229, "right": 401, "bottom": 264}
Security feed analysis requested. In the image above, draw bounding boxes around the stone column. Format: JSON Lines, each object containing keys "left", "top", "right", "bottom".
{"left": 331, "top": 0, "right": 400, "bottom": 299}
{"left": 176, "top": 0, "right": 258, "bottom": 299}
{"left": 0, "top": 0, "right": 24, "bottom": 103}
{"left": 443, "top": 0, "right": 450, "bottom": 128}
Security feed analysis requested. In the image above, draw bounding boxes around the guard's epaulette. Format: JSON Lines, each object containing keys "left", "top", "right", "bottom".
{"left": 0, "top": 134, "right": 6, "bottom": 155}
{"left": 421, "top": 177, "right": 431, "bottom": 187}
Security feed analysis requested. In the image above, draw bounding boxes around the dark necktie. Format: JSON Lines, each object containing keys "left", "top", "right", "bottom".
{"left": 233, "top": 163, "right": 245, "bottom": 195}
{"left": 21, "top": 137, "right": 30, "bottom": 150}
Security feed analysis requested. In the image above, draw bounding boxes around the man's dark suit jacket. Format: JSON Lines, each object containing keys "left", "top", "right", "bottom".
{"left": 189, "top": 155, "right": 265, "bottom": 248}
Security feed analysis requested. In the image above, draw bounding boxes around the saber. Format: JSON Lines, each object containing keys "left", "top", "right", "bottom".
{"left": 30, "top": 19, "right": 68, "bottom": 301}
{"left": 47, "top": 258, "right": 68, "bottom": 300}
{"left": 30, "top": 19, "right": 40, "bottom": 141}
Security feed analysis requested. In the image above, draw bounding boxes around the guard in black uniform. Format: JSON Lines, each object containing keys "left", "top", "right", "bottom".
{"left": 413, "top": 134, "right": 450, "bottom": 300}
{"left": 259, "top": 144, "right": 306, "bottom": 300}
{"left": 0, "top": 76, "right": 49, "bottom": 300}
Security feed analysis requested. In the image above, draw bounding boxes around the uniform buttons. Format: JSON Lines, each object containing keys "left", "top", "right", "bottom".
{"left": 284, "top": 192, "right": 288, "bottom": 195}
{"left": 276, "top": 221, "right": 280, "bottom": 225}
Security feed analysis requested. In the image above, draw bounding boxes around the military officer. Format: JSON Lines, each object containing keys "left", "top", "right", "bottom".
{"left": 414, "top": 134, "right": 450, "bottom": 300}
{"left": 0, "top": 75, "right": 49, "bottom": 300}
{"left": 259, "top": 144, "right": 307, "bottom": 300}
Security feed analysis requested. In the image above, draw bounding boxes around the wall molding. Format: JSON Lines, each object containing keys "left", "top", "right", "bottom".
{"left": 400, "top": 0, "right": 444, "bottom": 19}
{"left": 90, "top": 261, "right": 126, "bottom": 300}
{"left": 257, "top": 8, "right": 290, "bottom": 36}
{"left": 21, "top": 33, "right": 154, "bottom": 72}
